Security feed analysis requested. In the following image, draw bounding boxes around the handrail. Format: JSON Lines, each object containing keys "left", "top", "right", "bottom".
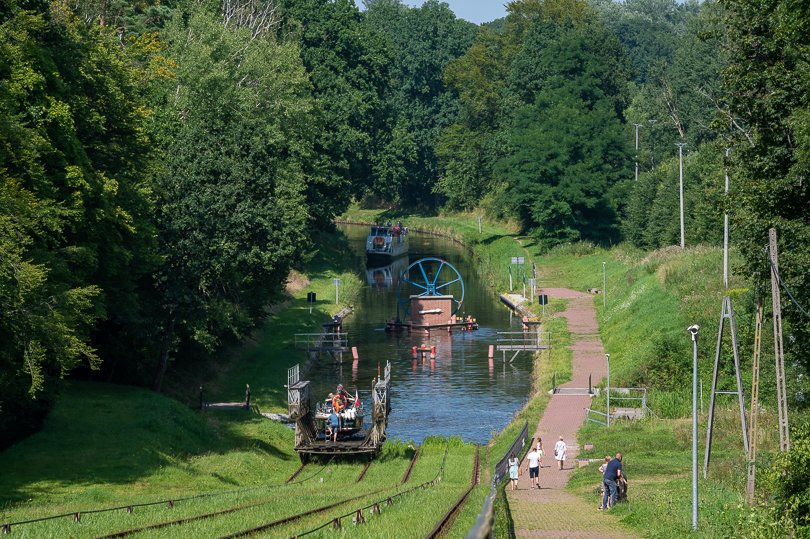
{"left": 465, "top": 422, "right": 528, "bottom": 539}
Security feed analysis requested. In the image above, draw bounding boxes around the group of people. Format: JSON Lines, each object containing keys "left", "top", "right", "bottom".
{"left": 507, "top": 436, "right": 570, "bottom": 490}
{"left": 325, "top": 384, "right": 356, "bottom": 442}
{"left": 598, "top": 452, "right": 625, "bottom": 510}
{"left": 448, "top": 314, "right": 477, "bottom": 330}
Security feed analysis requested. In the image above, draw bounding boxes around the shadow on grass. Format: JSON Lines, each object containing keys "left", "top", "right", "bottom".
{"left": 0, "top": 382, "right": 298, "bottom": 508}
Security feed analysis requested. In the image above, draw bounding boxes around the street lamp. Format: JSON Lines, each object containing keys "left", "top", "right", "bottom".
{"left": 688, "top": 324, "right": 700, "bottom": 530}
{"left": 606, "top": 353, "right": 611, "bottom": 428}
{"left": 633, "top": 123, "right": 642, "bottom": 181}
{"left": 648, "top": 119, "right": 657, "bottom": 169}
{"left": 676, "top": 142, "right": 687, "bottom": 249}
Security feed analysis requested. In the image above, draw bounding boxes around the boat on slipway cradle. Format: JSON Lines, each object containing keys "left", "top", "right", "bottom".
{"left": 366, "top": 224, "right": 408, "bottom": 265}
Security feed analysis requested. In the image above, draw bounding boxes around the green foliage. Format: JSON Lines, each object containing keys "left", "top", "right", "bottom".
{"left": 721, "top": 0, "right": 810, "bottom": 373}
{"left": 760, "top": 421, "right": 810, "bottom": 532}
{"left": 147, "top": 10, "right": 314, "bottom": 389}
{"left": 496, "top": 13, "right": 632, "bottom": 246}
{"left": 280, "top": 0, "right": 395, "bottom": 220}
{"left": 365, "top": 0, "right": 477, "bottom": 207}
{"left": 0, "top": 0, "right": 153, "bottom": 443}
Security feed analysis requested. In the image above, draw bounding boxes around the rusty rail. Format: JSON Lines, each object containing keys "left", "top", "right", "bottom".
{"left": 400, "top": 447, "right": 420, "bottom": 484}
{"left": 425, "top": 445, "right": 480, "bottom": 539}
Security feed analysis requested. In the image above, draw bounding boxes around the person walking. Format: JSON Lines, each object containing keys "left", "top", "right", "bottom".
{"left": 537, "top": 438, "right": 545, "bottom": 468}
{"left": 598, "top": 456, "right": 611, "bottom": 509}
{"left": 508, "top": 453, "right": 520, "bottom": 490}
{"left": 525, "top": 444, "right": 541, "bottom": 489}
{"left": 554, "top": 436, "right": 567, "bottom": 470}
{"left": 602, "top": 452, "right": 623, "bottom": 510}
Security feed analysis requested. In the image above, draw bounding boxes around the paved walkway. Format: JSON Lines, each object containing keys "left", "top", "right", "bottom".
{"left": 507, "top": 288, "right": 638, "bottom": 538}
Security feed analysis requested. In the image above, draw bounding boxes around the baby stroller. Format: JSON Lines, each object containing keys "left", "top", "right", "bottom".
{"left": 616, "top": 473, "right": 629, "bottom": 503}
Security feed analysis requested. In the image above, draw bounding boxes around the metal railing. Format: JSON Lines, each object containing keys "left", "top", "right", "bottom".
{"left": 466, "top": 422, "right": 529, "bottom": 539}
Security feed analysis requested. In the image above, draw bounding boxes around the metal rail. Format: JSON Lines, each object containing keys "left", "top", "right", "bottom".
{"left": 466, "top": 423, "right": 529, "bottom": 539}
{"left": 282, "top": 442, "right": 452, "bottom": 538}
{"left": 92, "top": 459, "right": 338, "bottom": 539}
{"left": 425, "top": 445, "right": 480, "bottom": 539}
{"left": 286, "top": 463, "right": 307, "bottom": 483}
{"left": 401, "top": 447, "right": 420, "bottom": 485}
{"left": 356, "top": 460, "right": 372, "bottom": 482}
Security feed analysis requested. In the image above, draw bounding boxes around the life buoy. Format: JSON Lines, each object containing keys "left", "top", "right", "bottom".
{"left": 373, "top": 236, "right": 384, "bottom": 247}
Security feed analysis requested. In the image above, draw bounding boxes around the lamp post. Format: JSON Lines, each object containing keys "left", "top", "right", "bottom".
{"left": 648, "top": 119, "right": 657, "bottom": 169}
{"left": 676, "top": 142, "right": 687, "bottom": 249}
{"left": 689, "top": 324, "right": 700, "bottom": 530}
{"left": 633, "top": 123, "right": 642, "bottom": 181}
{"left": 606, "top": 353, "right": 611, "bottom": 428}
{"left": 602, "top": 261, "right": 606, "bottom": 308}
{"left": 723, "top": 148, "right": 731, "bottom": 288}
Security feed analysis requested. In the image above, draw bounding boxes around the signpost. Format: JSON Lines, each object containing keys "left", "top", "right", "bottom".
{"left": 509, "top": 257, "right": 525, "bottom": 295}
{"left": 538, "top": 293, "right": 548, "bottom": 316}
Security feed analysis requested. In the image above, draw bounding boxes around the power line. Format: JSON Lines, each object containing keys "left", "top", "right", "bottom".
{"left": 767, "top": 248, "right": 810, "bottom": 319}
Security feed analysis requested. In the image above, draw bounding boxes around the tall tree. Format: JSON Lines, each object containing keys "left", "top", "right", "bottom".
{"left": 722, "top": 0, "right": 810, "bottom": 373}
{"left": 280, "top": 0, "right": 394, "bottom": 219}
{"left": 364, "top": 0, "right": 477, "bottom": 207}
{"left": 0, "top": 0, "right": 154, "bottom": 442}
{"left": 148, "top": 11, "right": 313, "bottom": 390}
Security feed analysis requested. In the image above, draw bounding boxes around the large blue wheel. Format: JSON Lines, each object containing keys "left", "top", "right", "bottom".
{"left": 396, "top": 257, "right": 465, "bottom": 316}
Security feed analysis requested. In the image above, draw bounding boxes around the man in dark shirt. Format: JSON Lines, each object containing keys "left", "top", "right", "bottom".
{"left": 601, "top": 452, "right": 623, "bottom": 510}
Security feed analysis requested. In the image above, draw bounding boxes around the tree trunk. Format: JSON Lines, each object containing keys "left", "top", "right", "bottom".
{"left": 153, "top": 319, "right": 174, "bottom": 393}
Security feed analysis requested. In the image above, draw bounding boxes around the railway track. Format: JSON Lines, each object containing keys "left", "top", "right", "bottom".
{"left": 424, "top": 445, "right": 480, "bottom": 539}
{"left": 94, "top": 457, "right": 340, "bottom": 539}
{"left": 221, "top": 442, "right": 450, "bottom": 539}
{"left": 95, "top": 448, "right": 424, "bottom": 539}
{"left": 356, "top": 459, "right": 372, "bottom": 482}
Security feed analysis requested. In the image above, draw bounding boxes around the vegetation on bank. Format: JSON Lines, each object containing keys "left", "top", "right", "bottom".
{"left": 338, "top": 208, "right": 810, "bottom": 536}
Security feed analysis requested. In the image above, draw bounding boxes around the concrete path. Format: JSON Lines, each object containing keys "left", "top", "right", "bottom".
{"left": 506, "top": 288, "right": 638, "bottom": 538}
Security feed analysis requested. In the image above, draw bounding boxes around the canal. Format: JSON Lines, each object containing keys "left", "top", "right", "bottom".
{"left": 306, "top": 224, "right": 533, "bottom": 444}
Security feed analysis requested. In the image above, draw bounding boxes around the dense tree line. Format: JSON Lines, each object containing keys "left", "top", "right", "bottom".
{"left": 1, "top": 0, "right": 808, "bottom": 493}
{"left": 0, "top": 0, "right": 474, "bottom": 444}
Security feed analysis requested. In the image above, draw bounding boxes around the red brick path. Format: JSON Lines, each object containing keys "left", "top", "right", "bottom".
{"left": 506, "top": 289, "right": 637, "bottom": 538}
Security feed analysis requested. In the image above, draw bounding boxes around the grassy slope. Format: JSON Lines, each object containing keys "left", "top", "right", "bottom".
{"left": 339, "top": 206, "right": 785, "bottom": 538}
{"left": 1, "top": 206, "right": 777, "bottom": 537}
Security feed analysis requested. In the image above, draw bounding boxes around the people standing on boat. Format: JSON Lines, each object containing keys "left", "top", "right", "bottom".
{"left": 327, "top": 410, "right": 339, "bottom": 442}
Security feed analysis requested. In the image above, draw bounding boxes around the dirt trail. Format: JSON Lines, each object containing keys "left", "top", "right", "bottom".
{"left": 506, "top": 288, "right": 638, "bottom": 538}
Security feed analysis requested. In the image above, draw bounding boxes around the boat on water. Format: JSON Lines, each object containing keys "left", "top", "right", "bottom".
{"left": 314, "top": 388, "right": 364, "bottom": 440}
{"left": 366, "top": 224, "right": 408, "bottom": 265}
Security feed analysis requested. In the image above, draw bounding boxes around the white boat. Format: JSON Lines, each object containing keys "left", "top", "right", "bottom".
{"left": 366, "top": 224, "right": 408, "bottom": 264}
{"left": 366, "top": 256, "right": 409, "bottom": 289}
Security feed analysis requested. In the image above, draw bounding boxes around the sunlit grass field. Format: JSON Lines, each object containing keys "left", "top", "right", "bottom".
{"left": 2, "top": 208, "right": 790, "bottom": 538}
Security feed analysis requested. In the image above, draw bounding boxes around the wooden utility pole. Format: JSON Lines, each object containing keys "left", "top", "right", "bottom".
{"left": 746, "top": 300, "right": 763, "bottom": 505}
{"left": 769, "top": 228, "right": 790, "bottom": 451}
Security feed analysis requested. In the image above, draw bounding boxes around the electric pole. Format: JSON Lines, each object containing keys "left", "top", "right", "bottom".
{"left": 676, "top": 142, "right": 687, "bottom": 249}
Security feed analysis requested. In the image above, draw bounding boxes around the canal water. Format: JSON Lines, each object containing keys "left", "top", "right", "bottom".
{"left": 306, "top": 224, "right": 533, "bottom": 444}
